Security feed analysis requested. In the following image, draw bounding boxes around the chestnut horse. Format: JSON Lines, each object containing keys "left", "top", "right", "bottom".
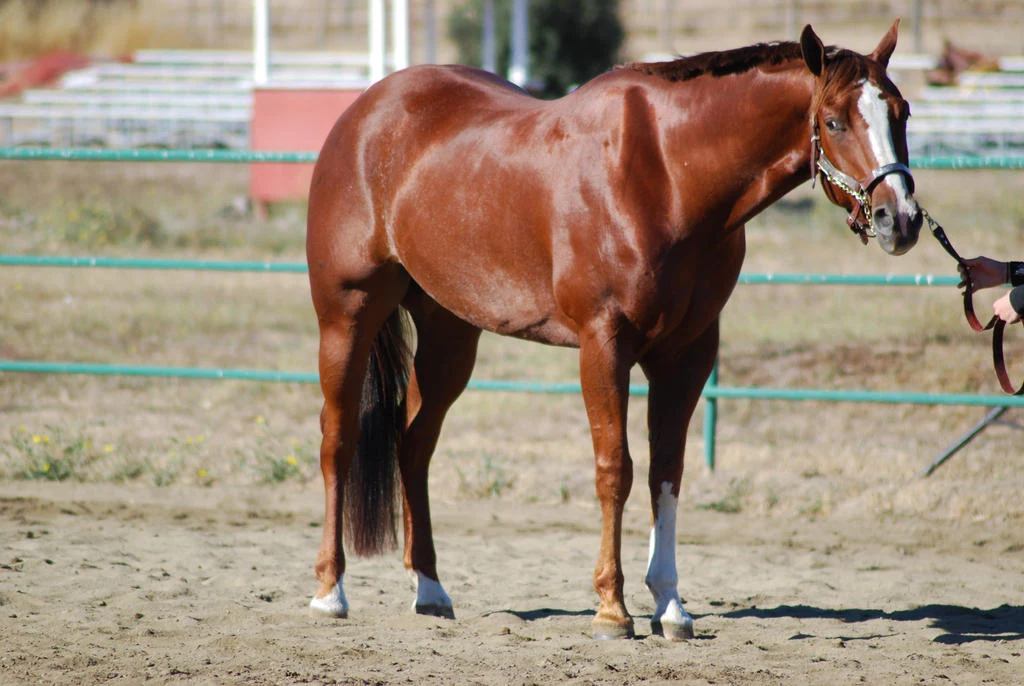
{"left": 305, "top": 22, "right": 922, "bottom": 640}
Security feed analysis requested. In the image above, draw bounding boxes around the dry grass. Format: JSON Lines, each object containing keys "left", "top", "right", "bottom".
{"left": 0, "top": 161, "right": 1022, "bottom": 525}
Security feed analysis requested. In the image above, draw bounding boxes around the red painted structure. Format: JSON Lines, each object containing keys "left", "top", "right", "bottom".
{"left": 249, "top": 87, "right": 364, "bottom": 207}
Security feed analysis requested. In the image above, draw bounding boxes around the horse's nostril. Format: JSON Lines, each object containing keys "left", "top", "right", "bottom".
{"left": 909, "top": 206, "right": 923, "bottom": 231}
{"left": 873, "top": 207, "right": 894, "bottom": 232}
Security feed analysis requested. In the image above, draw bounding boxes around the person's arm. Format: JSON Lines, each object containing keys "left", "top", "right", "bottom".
{"left": 959, "top": 257, "right": 1024, "bottom": 323}
{"left": 959, "top": 256, "right": 1011, "bottom": 290}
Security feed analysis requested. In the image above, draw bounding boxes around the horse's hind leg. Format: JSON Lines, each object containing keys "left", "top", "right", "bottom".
{"left": 399, "top": 294, "right": 481, "bottom": 618}
{"left": 639, "top": 320, "right": 720, "bottom": 641}
{"left": 309, "top": 268, "right": 409, "bottom": 617}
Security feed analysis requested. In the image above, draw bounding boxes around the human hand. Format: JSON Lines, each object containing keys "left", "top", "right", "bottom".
{"left": 993, "top": 291, "right": 1021, "bottom": 323}
{"left": 958, "top": 256, "right": 1007, "bottom": 291}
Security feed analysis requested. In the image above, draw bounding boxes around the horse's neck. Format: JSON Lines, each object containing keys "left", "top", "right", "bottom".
{"left": 666, "top": 66, "right": 815, "bottom": 228}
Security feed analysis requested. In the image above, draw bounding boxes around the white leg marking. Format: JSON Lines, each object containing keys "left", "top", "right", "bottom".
{"left": 645, "top": 482, "right": 693, "bottom": 639}
{"left": 409, "top": 570, "right": 453, "bottom": 615}
{"left": 858, "top": 82, "right": 914, "bottom": 210}
{"left": 309, "top": 577, "right": 349, "bottom": 618}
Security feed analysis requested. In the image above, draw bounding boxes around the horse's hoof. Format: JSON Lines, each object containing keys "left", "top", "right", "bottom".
{"left": 309, "top": 584, "right": 348, "bottom": 618}
{"left": 592, "top": 620, "right": 635, "bottom": 640}
{"left": 415, "top": 603, "right": 456, "bottom": 619}
{"left": 652, "top": 618, "right": 694, "bottom": 641}
{"left": 309, "top": 600, "right": 348, "bottom": 619}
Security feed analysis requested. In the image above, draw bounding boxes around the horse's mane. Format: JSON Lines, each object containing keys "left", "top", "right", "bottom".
{"left": 623, "top": 42, "right": 860, "bottom": 84}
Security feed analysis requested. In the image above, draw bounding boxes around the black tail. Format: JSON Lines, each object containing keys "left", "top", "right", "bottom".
{"left": 344, "top": 307, "right": 413, "bottom": 557}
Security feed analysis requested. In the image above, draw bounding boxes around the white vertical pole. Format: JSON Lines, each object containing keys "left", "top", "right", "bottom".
{"left": 482, "top": 0, "right": 495, "bottom": 73}
{"left": 424, "top": 0, "right": 437, "bottom": 64}
{"left": 369, "top": 0, "right": 386, "bottom": 83}
{"left": 913, "top": 0, "right": 923, "bottom": 53}
{"left": 253, "top": 0, "right": 270, "bottom": 85}
{"left": 392, "top": 0, "right": 409, "bottom": 71}
{"left": 508, "top": 0, "right": 528, "bottom": 87}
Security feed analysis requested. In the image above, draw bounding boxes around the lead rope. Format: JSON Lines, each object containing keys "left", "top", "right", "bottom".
{"left": 923, "top": 208, "right": 1022, "bottom": 394}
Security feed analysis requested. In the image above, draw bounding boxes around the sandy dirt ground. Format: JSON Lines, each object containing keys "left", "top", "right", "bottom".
{"left": 1, "top": 478, "right": 1021, "bottom": 685}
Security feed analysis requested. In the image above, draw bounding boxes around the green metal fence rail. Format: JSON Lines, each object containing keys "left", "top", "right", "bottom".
{"left": 0, "top": 255, "right": 308, "bottom": 272}
{"left": 0, "top": 256, "right": 966, "bottom": 286}
{"left": 1, "top": 147, "right": 1024, "bottom": 168}
{"left": 3, "top": 146, "right": 1023, "bottom": 471}
{"left": 0, "top": 255, "right": 1000, "bottom": 469}
{"left": 0, "top": 148, "right": 318, "bottom": 163}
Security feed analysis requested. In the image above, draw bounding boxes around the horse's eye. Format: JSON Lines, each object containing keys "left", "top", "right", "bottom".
{"left": 825, "top": 118, "right": 842, "bottom": 132}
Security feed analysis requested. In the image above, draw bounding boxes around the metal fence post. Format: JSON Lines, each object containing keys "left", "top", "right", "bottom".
{"left": 703, "top": 360, "right": 719, "bottom": 471}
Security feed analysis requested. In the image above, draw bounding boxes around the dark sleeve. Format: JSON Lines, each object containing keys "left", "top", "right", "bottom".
{"left": 1010, "top": 285, "right": 1024, "bottom": 315}
{"left": 1009, "top": 261, "right": 1024, "bottom": 287}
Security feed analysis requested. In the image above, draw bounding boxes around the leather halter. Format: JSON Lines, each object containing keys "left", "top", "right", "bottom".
{"left": 810, "top": 115, "right": 915, "bottom": 244}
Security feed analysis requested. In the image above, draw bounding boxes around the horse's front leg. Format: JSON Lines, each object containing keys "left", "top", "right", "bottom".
{"left": 578, "top": 321, "right": 637, "bottom": 640}
{"left": 639, "top": 321, "right": 720, "bottom": 640}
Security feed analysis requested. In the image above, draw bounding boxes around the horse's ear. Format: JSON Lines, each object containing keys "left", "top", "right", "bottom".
{"left": 800, "top": 24, "right": 825, "bottom": 77}
{"left": 870, "top": 19, "right": 900, "bottom": 67}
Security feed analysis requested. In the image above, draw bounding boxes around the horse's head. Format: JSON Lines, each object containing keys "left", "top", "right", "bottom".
{"left": 801, "top": 21, "right": 922, "bottom": 255}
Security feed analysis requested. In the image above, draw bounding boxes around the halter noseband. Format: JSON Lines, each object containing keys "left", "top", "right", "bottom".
{"left": 810, "top": 114, "right": 915, "bottom": 244}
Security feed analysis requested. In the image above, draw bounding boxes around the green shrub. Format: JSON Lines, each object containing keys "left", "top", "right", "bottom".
{"left": 448, "top": 0, "right": 625, "bottom": 98}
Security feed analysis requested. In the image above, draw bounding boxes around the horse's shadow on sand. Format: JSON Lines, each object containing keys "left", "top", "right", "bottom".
{"left": 490, "top": 608, "right": 596, "bottom": 622}
{"left": 718, "top": 603, "right": 1024, "bottom": 644}
{"left": 489, "top": 604, "right": 1024, "bottom": 644}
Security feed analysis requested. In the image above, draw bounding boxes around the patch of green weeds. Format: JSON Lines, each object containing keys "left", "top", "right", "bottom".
{"left": 456, "top": 454, "right": 516, "bottom": 499}
{"left": 2, "top": 425, "right": 102, "bottom": 481}
{"left": 38, "top": 200, "right": 165, "bottom": 248}
{"left": 799, "top": 498, "right": 825, "bottom": 519}
{"left": 149, "top": 452, "right": 185, "bottom": 487}
{"left": 249, "top": 415, "right": 316, "bottom": 484}
{"left": 698, "top": 477, "right": 751, "bottom": 514}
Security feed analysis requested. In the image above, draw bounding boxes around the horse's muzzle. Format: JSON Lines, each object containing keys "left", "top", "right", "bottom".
{"left": 874, "top": 197, "right": 922, "bottom": 256}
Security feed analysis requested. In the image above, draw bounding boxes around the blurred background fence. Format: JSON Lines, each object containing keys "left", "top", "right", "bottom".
{"left": 2, "top": 0, "right": 1022, "bottom": 154}
{"left": 55, "top": 1, "right": 1021, "bottom": 58}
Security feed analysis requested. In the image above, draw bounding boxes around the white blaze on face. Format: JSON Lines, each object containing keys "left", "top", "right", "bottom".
{"left": 857, "top": 81, "right": 915, "bottom": 211}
